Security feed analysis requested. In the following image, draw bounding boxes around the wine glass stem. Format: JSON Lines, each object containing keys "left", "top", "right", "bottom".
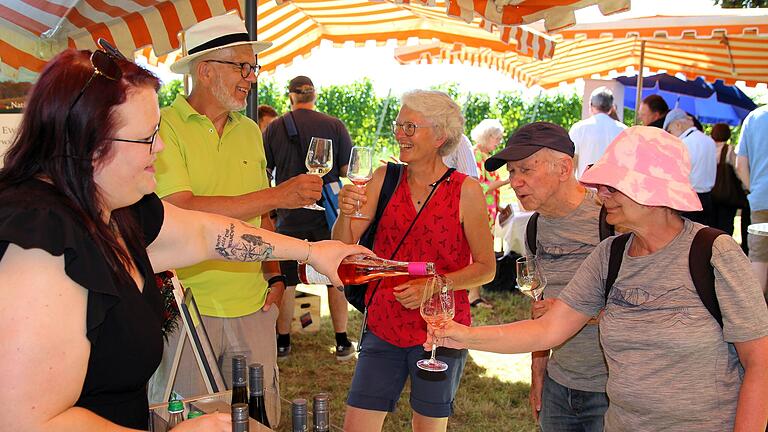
{"left": 356, "top": 198, "right": 361, "bottom": 212}
{"left": 430, "top": 343, "right": 438, "bottom": 363}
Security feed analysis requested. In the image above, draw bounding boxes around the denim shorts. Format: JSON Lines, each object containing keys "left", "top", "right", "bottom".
{"left": 347, "top": 331, "right": 468, "bottom": 418}
{"left": 539, "top": 372, "right": 608, "bottom": 432}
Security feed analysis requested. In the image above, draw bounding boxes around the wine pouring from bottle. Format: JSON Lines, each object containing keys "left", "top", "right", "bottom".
{"left": 299, "top": 254, "right": 435, "bottom": 286}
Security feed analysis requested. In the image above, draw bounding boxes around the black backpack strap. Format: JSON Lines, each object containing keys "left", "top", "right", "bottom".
{"left": 598, "top": 205, "right": 615, "bottom": 240}
{"left": 525, "top": 212, "right": 540, "bottom": 255}
{"left": 605, "top": 233, "right": 631, "bottom": 303}
{"left": 283, "top": 111, "right": 299, "bottom": 145}
{"left": 690, "top": 227, "right": 726, "bottom": 328}
{"left": 374, "top": 163, "right": 404, "bottom": 222}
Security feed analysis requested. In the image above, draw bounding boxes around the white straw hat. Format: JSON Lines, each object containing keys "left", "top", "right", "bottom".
{"left": 170, "top": 14, "right": 272, "bottom": 74}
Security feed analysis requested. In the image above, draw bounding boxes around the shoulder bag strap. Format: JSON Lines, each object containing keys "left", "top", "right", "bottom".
{"left": 525, "top": 212, "right": 540, "bottom": 255}
{"left": 689, "top": 227, "right": 726, "bottom": 328}
{"left": 283, "top": 111, "right": 300, "bottom": 145}
{"left": 365, "top": 167, "right": 455, "bottom": 309}
{"left": 604, "top": 233, "right": 631, "bottom": 304}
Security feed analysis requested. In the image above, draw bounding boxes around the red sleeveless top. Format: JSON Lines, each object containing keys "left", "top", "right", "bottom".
{"left": 366, "top": 168, "right": 472, "bottom": 348}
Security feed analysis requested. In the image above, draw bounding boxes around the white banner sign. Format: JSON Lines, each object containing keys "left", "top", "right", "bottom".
{"left": 0, "top": 114, "right": 22, "bottom": 168}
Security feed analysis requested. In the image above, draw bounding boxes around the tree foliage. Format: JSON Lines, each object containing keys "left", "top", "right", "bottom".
{"left": 714, "top": 0, "right": 768, "bottom": 7}
{"left": 158, "top": 78, "right": 586, "bottom": 157}
{"left": 158, "top": 79, "right": 184, "bottom": 107}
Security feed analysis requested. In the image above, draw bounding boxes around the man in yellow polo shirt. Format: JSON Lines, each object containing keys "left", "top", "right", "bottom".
{"left": 153, "top": 15, "right": 321, "bottom": 426}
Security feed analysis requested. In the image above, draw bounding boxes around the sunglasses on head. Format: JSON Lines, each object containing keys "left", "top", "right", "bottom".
{"left": 64, "top": 39, "right": 158, "bottom": 155}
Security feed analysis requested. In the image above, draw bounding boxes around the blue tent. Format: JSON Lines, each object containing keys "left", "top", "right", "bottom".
{"left": 616, "top": 74, "right": 757, "bottom": 126}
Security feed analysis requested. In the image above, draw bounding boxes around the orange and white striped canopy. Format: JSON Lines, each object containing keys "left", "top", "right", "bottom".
{"left": 435, "top": 0, "right": 629, "bottom": 32}
{"left": 1, "top": 0, "right": 594, "bottom": 83}
{"left": 395, "top": 10, "right": 768, "bottom": 88}
{"left": 0, "top": 0, "right": 243, "bottom": 82}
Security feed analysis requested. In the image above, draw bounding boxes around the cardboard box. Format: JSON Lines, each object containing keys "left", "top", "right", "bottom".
{"left": 291, "top": 291, "right": 320, "bottom": 334}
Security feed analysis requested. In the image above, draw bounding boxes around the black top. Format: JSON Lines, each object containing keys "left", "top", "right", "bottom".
{"left": 263, "top": 108, "right": 353, "bottom": 231}
{"left": 0, "top": 179, "right": 165, "bottom": 429}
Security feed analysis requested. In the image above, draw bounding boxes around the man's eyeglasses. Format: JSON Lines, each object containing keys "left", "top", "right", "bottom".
{"left": 204, "top": 60, "right": 261, "bottom": 79}
{"left": 391, "top": 121, "right": 435, "bottom": 137}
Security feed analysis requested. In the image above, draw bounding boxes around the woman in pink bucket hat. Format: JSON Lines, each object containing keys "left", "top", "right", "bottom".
{"left": 426, "top": 126, "right": 768, "bottom": 431}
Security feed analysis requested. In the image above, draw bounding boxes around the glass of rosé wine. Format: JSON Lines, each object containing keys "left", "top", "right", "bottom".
{"left": 347, "top": 146, "right": 374, "bottom": 219}
{"left": 418, "top": 275, "right": 455, "bottom": 372}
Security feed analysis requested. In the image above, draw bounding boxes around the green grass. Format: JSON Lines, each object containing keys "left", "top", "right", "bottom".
{"left": 275, "top": 289, "right": 538, "bottom": 432}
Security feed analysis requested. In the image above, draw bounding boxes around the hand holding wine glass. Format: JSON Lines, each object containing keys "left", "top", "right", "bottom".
{"left": 516, "top": 256, "right": 546, "bottom": 302}
{"left": 304, "top": 137, "right": 333, "bottom": 211}
{"left": 418, "top": 275, "right": 455, "bottom": 372}
{"left": 347, "top": 146, "right": 374, "bottom": 219}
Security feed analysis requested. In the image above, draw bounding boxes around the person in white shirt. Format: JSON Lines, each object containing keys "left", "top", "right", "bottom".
{"left": 569, "top": 87, "right": 627, "bottom": 179}
{"left": 443, "top": 134, "right": 479, "bottom": 179}
{"left": 664, "top": 108, "right": 716, "bottom": 225}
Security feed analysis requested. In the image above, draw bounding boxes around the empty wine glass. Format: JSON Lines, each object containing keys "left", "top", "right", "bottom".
{"left": 418, "top": 275, "right": 455, "bottom": 372}
{"left": 347, "top": 146, "right": 374, "bottom": 219}
{"left": 304, "top": 137, "right": 333, "bottom": 211}
{"left": 516, "top": 255, "right": 546, "bottom": 301}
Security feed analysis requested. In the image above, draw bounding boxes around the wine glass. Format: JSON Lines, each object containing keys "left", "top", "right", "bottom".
{"left": 304, "top": 137, "right": 333, "bottom": 211}
{"left": 347, "top": 146, "right": 374, "bottom": 219}
{"left": 516, "top": 255, "right": 546, "bottom": 301}
{"left": 417, "top": 275, "right": 455, "bottom": 373}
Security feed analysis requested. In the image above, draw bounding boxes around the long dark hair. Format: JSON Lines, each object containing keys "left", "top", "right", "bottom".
{"left": 0, "top": 49, "right": 161, "bottom": 285}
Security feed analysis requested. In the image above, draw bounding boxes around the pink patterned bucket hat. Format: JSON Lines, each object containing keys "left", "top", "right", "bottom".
{"left": 579, "top": 126, "right": 702, "bottom": 212}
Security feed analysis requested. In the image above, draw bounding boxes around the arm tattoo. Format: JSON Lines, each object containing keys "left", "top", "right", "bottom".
{"left": 214, "top": 223, "right": 275, "bottom": 262}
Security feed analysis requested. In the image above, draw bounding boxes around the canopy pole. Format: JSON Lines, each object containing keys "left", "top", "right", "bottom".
{"left": 246, "top": 2, "right": 258, "bottom": 121}
{"left": 633, "top": 40, "right": 646, "bottom": 125}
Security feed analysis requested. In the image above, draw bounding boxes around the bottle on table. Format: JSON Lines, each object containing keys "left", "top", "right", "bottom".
{"left": 248, "top": 363, "right": 270, "bottom": 427}
{"left": 167, "top": 399, "right": 184, "bottom": 430}
{"left": 292, "top": 398, "right": 308, "bottom": 432}
{"left": 298, "top": 254, "right": 436, "bottom": 285}
{"left": 312, "top": 393, "right": 330, "bottom": 432}
{"left": 231, "top": 355, "right": 249, "bottom": 406}
{"left": 232, "top": 403, "right": 250, "bottom": 432}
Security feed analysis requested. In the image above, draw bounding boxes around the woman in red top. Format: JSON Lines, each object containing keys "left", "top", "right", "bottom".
{"left": 333, "top": 90, "right": 495, "bottom": 432}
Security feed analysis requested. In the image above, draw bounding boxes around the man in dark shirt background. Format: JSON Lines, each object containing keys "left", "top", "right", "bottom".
{"left": 264, "top": 76, "right": 355, "bottom": 361}
{"left": 638, "top": 94, "right": 669, "bottom": 128}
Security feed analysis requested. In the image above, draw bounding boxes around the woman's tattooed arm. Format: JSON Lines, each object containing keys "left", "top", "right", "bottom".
{"left": 214, "top": 222, "right": 275, "bottom": 261}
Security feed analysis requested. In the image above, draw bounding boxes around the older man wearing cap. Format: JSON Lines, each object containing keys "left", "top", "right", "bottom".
{"left": 430, "top": 126, "right": 768, "bottom": 431}
{"left": 664, "top": 108, "right": 716, "bottom": 225}
{"left": 153, "top": 14, "right": 321, "bottom": 425}
{"left": 484, "top": 122, "right": 608, "bottom": 432}
{"left": 263, "top": 75, "right": 355, "bottom": 361}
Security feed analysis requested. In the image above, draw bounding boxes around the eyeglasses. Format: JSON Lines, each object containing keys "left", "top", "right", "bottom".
{"left": 391, "top": 121, "right": 435, "bottom": 137}
{"left": 110, "top": 122, "right": 161, "bottom": 154}
{"left": 204, "top": 60, "right": 261, "bottom": 79}
{"left": 598, "top": 185, "right": 618, "bottom": 194}
{"left": 63, "top": 40, "right": 126, "bottom": 159}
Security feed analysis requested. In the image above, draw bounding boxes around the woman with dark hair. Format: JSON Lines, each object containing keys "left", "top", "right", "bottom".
{"left": 334, "top": 90, "right": 495, "bottom": 432}
{"left": 0, "top": 48, "right": 366, "bottom": 431}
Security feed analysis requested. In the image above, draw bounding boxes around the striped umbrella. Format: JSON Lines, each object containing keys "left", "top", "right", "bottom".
{"left": 394, "top": 9, "right": 768, "bottom": 88}
{"left": 0, "top": 0, "right": 562, "bottom": 83}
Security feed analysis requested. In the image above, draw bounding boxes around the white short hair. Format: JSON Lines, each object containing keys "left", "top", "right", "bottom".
{"left": 470, "top": 119, "right": 504, "bottom": 145}
{"left": 400, "top": 90, "right": 465, "bottom": 156}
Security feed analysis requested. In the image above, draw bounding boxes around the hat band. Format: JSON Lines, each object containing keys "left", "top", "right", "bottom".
{"left": 188, "top": 33, "right": 251, "bottom": 55}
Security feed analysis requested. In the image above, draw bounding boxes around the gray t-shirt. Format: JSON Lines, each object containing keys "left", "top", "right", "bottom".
{"left": 526, "top": 189, "right": 608, "bottom": 392}
{"left": 560, "top": 219, "right": 768, "bottom": 431}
